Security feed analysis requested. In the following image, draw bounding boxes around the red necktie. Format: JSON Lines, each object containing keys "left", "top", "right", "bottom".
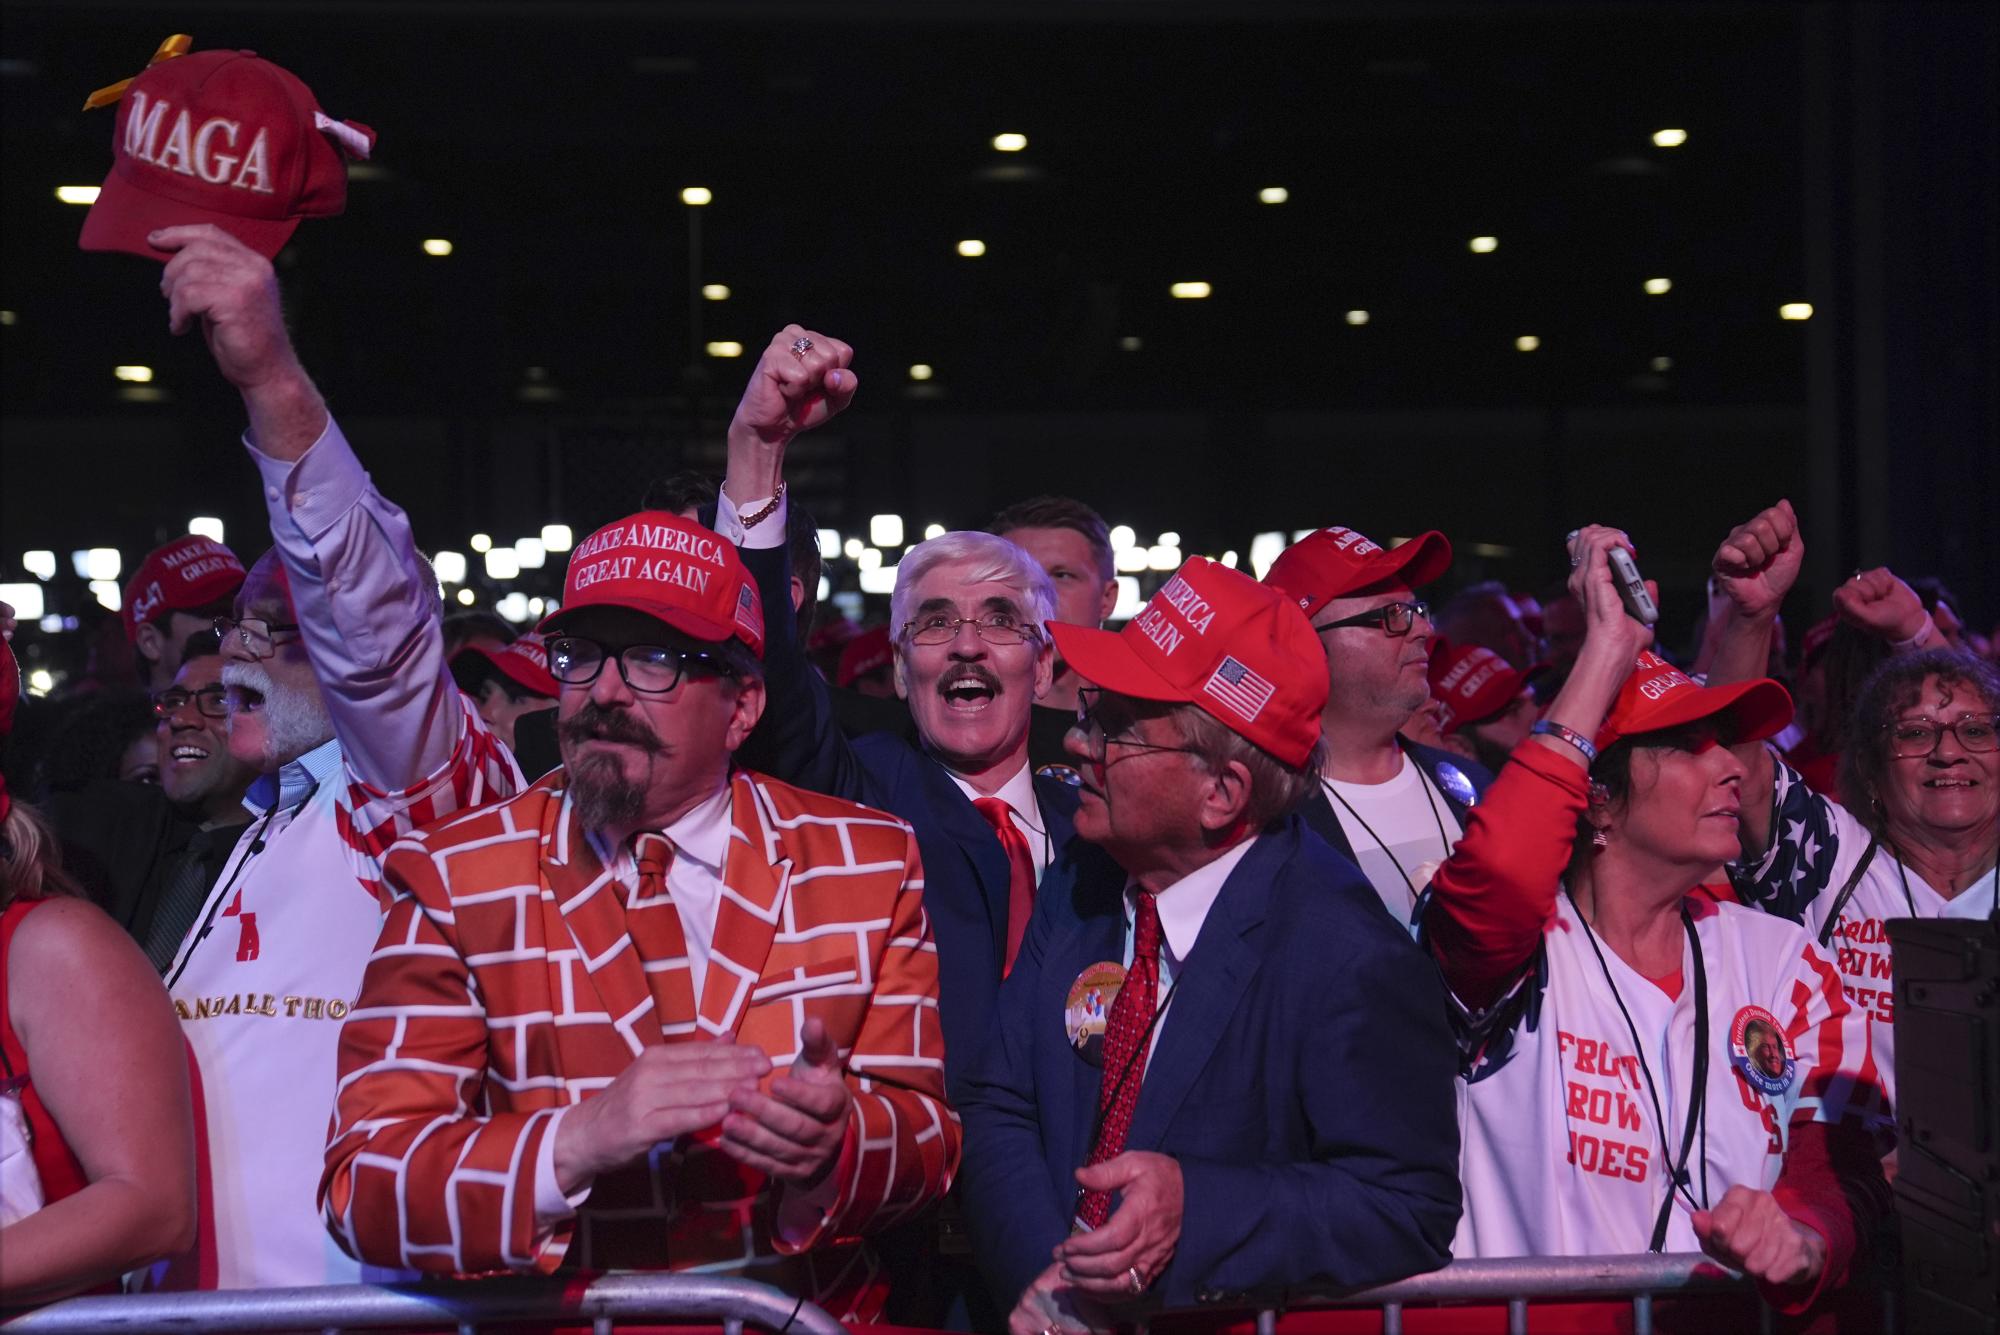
{"left": 1076, "top": 889, "right": 1162, "bottom": 1229}
{"left": 971, "top": 796, "right": 1037, "bottom": 977}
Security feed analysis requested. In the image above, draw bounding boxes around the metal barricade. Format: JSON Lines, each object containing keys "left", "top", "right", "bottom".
{"left": 0, "top": 1273, "right": 847, "bottom": 1335}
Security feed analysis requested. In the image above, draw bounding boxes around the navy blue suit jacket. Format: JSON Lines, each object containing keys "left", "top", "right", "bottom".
{"left": 1301, "top": 739, "right": 1492, "bottom": 865}
{"left": 957, "top": 816, "right": 1463, "bottom": 1309}
{"left": 734, "top": 543, "right": 1110, "bottom": 1080}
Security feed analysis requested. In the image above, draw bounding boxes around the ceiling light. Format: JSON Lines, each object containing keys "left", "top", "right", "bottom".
{"left": 1651, "top": 356, "right": 1674, "bottom": 372}
{"left": 1780, "top": 302, "right": 1814, "bottom": 321}
{"left": 1469, "top": 236, "right": 1499, "bottom": 254}
{"left": 1652, "top": 128, "right": 1688, "bottom": 148}
{"left": 1158, "top": 531, "right": 1181, "bottom": 547}
{"left": 470, "top": 533, "right": 493, "bottom": 553}
{"left": 991, "top": 133, "right": 1028, "bottom": 152}
{"left": 1644, "top": 277, "right": 1673, "bottom": 295}
{"left": 22, "top": 551, "right": 56, "bottom": 581}
{"left": 186, "top": 516, "right": 225, "bottom": 543}
{"left": 1249, "top": 532, "right": 1288, "bottom": 579}
{"left": 1146, "top": 544, "right": 1183, "bottom": 572}
{"left": 843, "top": 537, "right": 864, "bottom": 560}
{"left": 456, "top": 587, "right": 476, "bottom": 605}
{"left": 0, "top": 584, "right": 42, "bottom": 619}
{"left": 957, "top": 239, "right": 986, "bottom": 258}
{"left": 1115, "top": 547, "right": 1149, "bottom": 574}
{"left": 513, "top": 537, "right": 547, "bottom": 569}
{"left": 681, "top": 186, "right": 712, "bottom": 206}
{"left": 701, "top": 284, "right": 730, "bottom": 301}
{"left": 1516, "top": 335, "right": 1541, "bottom": 352}
{"left": 1345, "top": 310, "right": 1370, "bottom": 326}
{"left": 1112, "top": 576, "right": 1144, "bottom": 621}
{"left": 484, "top": 549, "right": 520, "bottom": 580}
{"left": 495, "top": 592, "right": 531, "bottom": 624}
{"left": 55, "top": 186, "right": 99, "bottom": 205}
{"left": 1108, "top": 525, "right": 1137, "bottom": 551}
{"left": 859, "top": 547, "right": 884, "bottom": 571}
{"left": 1220, "top": 551, "right": 1239, "bottom": 568}
{"left": 541, "top": 523, "right": 573, "bottom": 552}
{"left": 859, "top": 565, "right": 897, "bottom": 596}
{"left": 89, "top": 580, "right": 121, "bottom": 611}
{"left": 706, "top": 341, "right": 744, "bottom": 357}
{"left": 923, "top": 523, "right": 946, "bottom": 541}
{"left": 114, "top": 365, "right": 153, "bottom": 383}
{"left": 73, "top": 548, "right": 121, "bottom": 580}
{"left": 1170, "top": 281, "right": 1212, "bottom": 299}
{"left": 27, "top": 669, "right": 55, "bottom": 695}
{"left": 1118, "top": 335, "right": 1142, "bottom": 351}
{"left": 1258, "top": 186, "right": 1289, "bottom": 204}
{"left": 817, "top": 529, "right": 840, "bottom": 559}
{"left": 421, "top": 238, "right": 453, "bottom": 257}
{"left": 432, "top": 551, "right": 468, "bottom": 584}
{"left": 870, "top": 515, "right": 905, "bottom": 547}
{"left": 908, "top": 364, "right": 934, "bottom": 381}
{"left": 1, "top": 311, "right": 17, "bottom": 326}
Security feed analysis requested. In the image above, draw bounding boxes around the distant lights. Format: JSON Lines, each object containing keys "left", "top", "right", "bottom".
{"left": 1651, "top": 356, "right": 1674, "bottom": 372}
{"left": 27, "top": 669, "right": 55, "bottom": 695}
{"left": 0, "top": 310, "right": 15, "bottom": 326}
{"left": 858, "top": 547, "right": 884, "bottom": 572}
{"left": 513, "top": 536, "right": 547, "bottom": 570}
{"left": 74, "top": 548, "right": 121, "bottom": 581}
{"left": 188, "top": 516, "right": 225, "bottom": 543}
{"left": 432, "top": 551, "right": 468, "bottom": 584}
{"left": 858, "top": 565, "right": 897, "bottom": 596}
{"left": 0, "top": 584, "right": 43, "bottom": 620}
{"left": 923, "top": 523, "right": 946, "bottom": 541}
{"left": 456, "top": 587, "right": 476, "bottom": 606}
{"left": 1248, "top": 532, "right": 1288, "bottom": 580}
{"left": 1145, "top": 544, "right": 1183, "bottom": 572}
{"left": 991, "top": 133, "right": 1028, "bottom": 153}
{"left": 1780, "top": 302, "right": 1814, "bottom": 321}
{"left": 1158, "top": 531, "right": 1181, "bottom": 547}
{"left": 1114, "top": 547, "right": 1149, "bottom": 574}
{"left": 1644, "top": 277, "right": 1673, "bottom": 295}
{"left": 842, "top": 537, "right": 864, "bottom": 561}
{"left": 55, "top": 186, "right": 99, "bottom": 205}
{"left": 870, "top": 515, "right": 905, "bottom": 548}
{"left": 680, "top": 186, "right": 712, "bottom": 206}
{"left": 469, "top": 533, "right": 493, "bottom": 553}
{"left": 706, "top": 341, "right": 744, "bottom": 358}
{"left": 908, "top": 363, "right": 934, "bottom": 382}
{"left": 1469, "top": 236, "right": 1499, "bottom": 254}
{"left": 701, "top": 284, "right": 731, "bottom": 301}
{"left": 421, "top": 238, "right": 453, "bottom": 257}
{"left": 89, "top": 580, "right": 121, "bottom": 611}
{"left": 1118, "top": 335, "right": 1143, "bottom": 351}
{"left": 956, "top": 239, "right": 987, "bottom": 258}
{"left": 495, "top": 592, "right": 531, "bottom": 624}
{"left": 817, "top": 529, "right": 841, "bottom": 560}
{"left": 484, "top": 548, "right": 521, "bottom": 580}
{"left": 1345, "top": 310, "right": 1370, "bottom": 326}
{"left": 1108, "top": 525, "right": 1137, "bottom": 552}
{"left": 1652, "top": 128, "right": 1688, "bottom": 148}
{"left": 1258, "top": 186, "right": 1289, "bottom": 205}
{"left": 1169, "top": 281, "right": 1212, "bottom": 299}
{"left": 113, "top": 365, "right": 153, "bottom": 383}
{"left": 541, "top": 523, "right": 574, "bottom": 552}
{"left": 22, "top": 551, "right": 57, "bottom": 581}
{"left": 1516, "top": 335, "right": 1542, "bottom": 352}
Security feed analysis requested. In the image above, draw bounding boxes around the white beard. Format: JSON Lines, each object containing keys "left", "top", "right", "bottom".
{"left": 222, "top": 659, "right": 334, "bottom": 769}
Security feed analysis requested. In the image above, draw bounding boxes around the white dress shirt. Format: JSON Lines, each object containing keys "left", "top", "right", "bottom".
{"left": 948, "top": 760, "right": 1053, "bottom": 885}
{"left": 1122, "top": 834, "right": 1260, "bottom": 1067}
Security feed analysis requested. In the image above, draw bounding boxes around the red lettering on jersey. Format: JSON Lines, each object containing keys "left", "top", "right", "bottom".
{"left": 1867, "top": 951, "right": 1893, "bottom": 980}
{"left": 1624, "top": 1144, "right": 1650, "bottom": 1182}
{"left": 1577, "top": 1037, "right": 1600, "bottom": 1075}
{"left": 1616, "top": 1092, "right": 1642, "bottom": 1132}
{"left": 235, "top": 911, "right": 260, "bottom": 962}
{"left": 1568, "top": 1081, "right": 1590, "bottom": 1119}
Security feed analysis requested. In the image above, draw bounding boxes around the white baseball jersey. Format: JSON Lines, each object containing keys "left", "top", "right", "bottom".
{"left": 1729, "top": 751, "right": 1998, "bottom": 1142}
{"left": 1452, "top": 893, "right": 1867, "bottom": 1259}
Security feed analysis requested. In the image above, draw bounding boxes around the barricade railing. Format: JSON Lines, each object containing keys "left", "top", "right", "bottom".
{"left": 0, "top": 1272, "right": 847, "bottom": 1335}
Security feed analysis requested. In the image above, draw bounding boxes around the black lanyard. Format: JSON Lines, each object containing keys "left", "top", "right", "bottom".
{"left": 1324, "top": 761, "right": 1454, "bottom": 909}
{"left": 1568, "top": 893, "right": 1711, "bottom": 1251}
{"left": 163, "top": 781, "right": 314, "bottom": 991}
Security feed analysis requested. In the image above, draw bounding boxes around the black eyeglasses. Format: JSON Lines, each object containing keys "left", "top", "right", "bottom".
{"left": 546, "top": 636, "right": 738, "bottom": 695}
{"left": 901, "top": 610, "right": 1041, "bottom": 646}
{"left": 1313, "top": 600, "right": 1431, "bottom": 638}
{"left": 153, "top": 685, "right": 230, "bottom": 720}
{"left": 1071, "top": 687, "right": 1203, "bottom": 766}
{"left": 1884, "top": 713, "right": 1998, "bottom": 759}
{"left": 214, "top": 615, "right": 302, "bottom": 659}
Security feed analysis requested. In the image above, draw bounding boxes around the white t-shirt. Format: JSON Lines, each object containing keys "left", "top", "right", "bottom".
{"left": 1453, "top": 894, "right": 1869, "bottom": 1259}
{"left": 1324, "top": 754, "right": 1465, "bottom": 925}
{"left": 1729, "top": 751, "right": 1999, "bottom": 1140}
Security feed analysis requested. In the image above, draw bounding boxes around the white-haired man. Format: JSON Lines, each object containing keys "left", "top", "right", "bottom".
{"left": 142, "top": 225, "right": 521, "bottom": 1289}
{"left": 716, "top": 328, "right": 1116, "bottom": 1325}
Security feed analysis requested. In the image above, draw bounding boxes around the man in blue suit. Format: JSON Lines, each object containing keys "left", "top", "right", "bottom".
{"left": 1263, "top": 525, "right": 1492, "bottom": 931}
{"left": 958, "top": 556, "right": 1462, "bottom": 1331}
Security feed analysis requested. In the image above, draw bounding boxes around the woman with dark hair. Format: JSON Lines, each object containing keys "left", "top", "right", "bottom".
{"left": 1423, "top": 524, "right": 1885, "bottom": 1313}
{"left": 1700, "top": 502, "right": 1997, "bottom": 1150}
{"left": 0, "top": 636, "right": 196, "bottom": 1305}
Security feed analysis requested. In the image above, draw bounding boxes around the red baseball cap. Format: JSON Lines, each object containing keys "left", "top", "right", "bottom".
{"left": 1263, "top": 526, "right": 1453, "bottom": 618}
{"left": 1050, "top": 557, "right": 1326, "bottom": 767}
{"left": 80, "top": 45, "right": 374, "bottom": 262}
{"left": 123, "top": 535, "right": 246, "bottom": 641}
{"left": 836, "top": 625, "right": 894, "bottom": 688}
{"left": 1428, "top": 639, "right": 1529, "bottom": 734}
{"left": 1596, "top": 651, "right": 1793, "bottom": 751}
{"left": 538, "top": 512, "right": 764, "bottom": 658}
{"left": 455, "top": 632, "right": 560, "bottom": 699}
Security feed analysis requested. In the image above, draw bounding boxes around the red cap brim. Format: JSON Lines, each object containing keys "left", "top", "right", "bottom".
{"left": 1381, "top": 530, "right": 1454, "bottom": 592}
{"left": 1048, "top": 623, "right": 1186, "bottom": 704}
{"left": 79, "top": 169, "right": 300, "bottom": 262}
{"left": 1598, "top": 676, "right": 1795, "bottom": 751}
{"left": 536, "top": 596, "right": 739, "bottom": 651}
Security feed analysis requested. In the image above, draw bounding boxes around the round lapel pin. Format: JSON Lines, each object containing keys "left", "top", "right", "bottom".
{"left": 1065, "top": 961, "right": 1126, "bottom": 1066}
{"left": 1729, "top": 1004, "right": 1796, "bottom": 1098}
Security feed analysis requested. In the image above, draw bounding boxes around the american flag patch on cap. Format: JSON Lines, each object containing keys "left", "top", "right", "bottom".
{"left": 1203, "top": 655, "right": 1275, "bottom": 723}
{"left": 734, "top": 583, "right": 762, "bottom": 638}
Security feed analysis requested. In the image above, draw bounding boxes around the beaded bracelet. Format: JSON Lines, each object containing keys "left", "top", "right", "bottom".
{"left": 1530, "top": 719, "right": 1599, "bottom": 766}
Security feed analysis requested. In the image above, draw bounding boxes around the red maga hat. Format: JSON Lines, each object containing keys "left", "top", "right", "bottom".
{"left": 80, "top": 44, "right": 374, "bottom": 262}
{"left": 1597, "top": 651, "right": 1793, "bottom": 752}
{"left": 1051, "top": 557, "right": 1326, "bottom": 767}
{"left": 836, "top": 625, "right": 894, "bottom": 688}
{"left": 456, "top": 632, "right": 560, "bottom": 699}
{"left": 1428, "top": 639, "right": 1528, "bottom": 734}
{"left": 539, "top": 512, "right": 764, "bottom": 658}
{"left": 122, "top": 534, "right": 245, "bottom": 641}
{"left": 1263, "top": 526, "right": 1453, "bottom": 618}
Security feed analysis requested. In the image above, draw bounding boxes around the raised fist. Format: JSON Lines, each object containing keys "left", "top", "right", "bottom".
{"left": 1832, "top": 568, "right": 1928, "bottom": 644}
{"left": 728, "top": 325, "right": 857, "bottom": 449}
{"left": 1712, "top": 500, "right": 1803, "bottom": 621}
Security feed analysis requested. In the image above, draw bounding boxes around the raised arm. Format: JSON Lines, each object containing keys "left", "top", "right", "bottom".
{"left": 1706, "top": 500, "right": 1805, "bottom": 855}
{"left": 152, "top": 224, "right": 476, "bottom": 794}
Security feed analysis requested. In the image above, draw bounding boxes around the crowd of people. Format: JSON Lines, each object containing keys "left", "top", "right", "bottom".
{"left": 4, "top": 43, "right": 1999, "bottom": 1335}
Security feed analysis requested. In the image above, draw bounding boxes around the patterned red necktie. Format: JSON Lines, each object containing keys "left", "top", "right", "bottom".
{"left": 971, "top": 796, "right": 1037, "bottom": 977}
{"left": 1075, "top": 889, "right": 1162, "bottom": 1229}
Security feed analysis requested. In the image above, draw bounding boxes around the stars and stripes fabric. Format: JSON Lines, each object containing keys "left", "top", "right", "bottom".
{"left": 1202, "top": 655, "right": 1277, "bottom": 723}
{"left": 320, "top": 767, "right": 958, "bottom": 1323}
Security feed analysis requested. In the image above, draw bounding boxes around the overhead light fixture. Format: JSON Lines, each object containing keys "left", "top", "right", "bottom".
{"left": 957, "top": 239, "right": 986, "bottom": 257}
{"left": 27, "top": 668, "right": 56, "bottom": 695}
{"left": 0, "top": 311, "right": 15, "bottom": 326}
{"left": 1652, "top": 128, "right": 1688, "bottom": 148}
{"left": 701, "top": 284, "right": 730, "bottom": 301}
{"left": 114, "top": 365, "right": 153, "bottom": 383}
{"left": 432, "top": 551, "right": 468, "bottom": 584}
{"left": 681, "top": 186, "right": 712, "bottom": 205}
{"left": 421, "top": 238, "right": 453, "bottom": 257}
{"left": 89, "top": 580, "right": 121, "bottom": 611}
{"left": 73, "top": 547, "right": 121, "bottom": 580}
{"left": 540, "top": 523, "right": 573, "bottom": 552}
{"left": 923, "top": 523, "right": 946, "bottom": 541}
{"left": 870, "top": 515, "right": 905, "bottom": 548}
{"left": 1158, "top": 531, "right": 1181, "bottom": 547}
{"left": 1780, "top": 302, "right": 1814, "bottom": 321}
{"left": 1469, "top": 236, "right": 1499, "bottom": 254}
{"left": 1644, "top": 277, "right": 1673, "bottom": 295}
{"left": 456, "top": 587, "right": 476, "bottom": 606}
{"left": 1345, "top": 310, "right": 1370, "bottom": 326}
{"left": 908, "top": 364, "right": 934, "bottom": 381}
{"left": 1516, "top": 335, "right": 1541, "bottom": 352}
{"left": 1249, "top": 532, "right": 1288, "bottom": 579}
{"left": 1170, "top": 281, "right": 1212, "bottom": 299}
{"left": 1112, "top": 576, "right": 1144, "bottom": 621}
{"left": 1145, "top": 544, "right": 1183, "bottom": 572}
{"left": 1114, "top": 547, "right": 1149, "bottom": 574}
{"left": 1118, "top": 335, "right": 1143, "bottom": 351}
{"left": 0, "top": 584, "right": 43, "bottom": 619}
{"left": 1108, "top": 525, "right": 1137, "bottom": 551}
{"left": 706, "top": 340, "right": 744, "bottom": 357}
{"left": 1258, "top": 187, "right": 1289, "bottom": 205}
{"left": 495, "top": 592, "right": 531, "bottom": 624}
{"left": 859, "top": 547, "right": 884, "bottom": 571}
{"left": 843, "top": 537, "right": 864, "bottom": 560}
{"left": 991, "top": 133, "right": 1028, "bottom": 152}
{"left": 858, "top": 565, "right": 897, "bottom": 596}
{"left": 1220, "top": 551, "right": 1239, "bottom": 568}
{"left": 470, "top": 533, "right": 493, "bottom": 553}
{"left": 484, "top": 548, "right": 521, "bottom": 580}
{"left": 1651, "top": 356, "right": 1674, "bottom": 372}
{"left": 22, "top": 551, "right": 57, "bottom": 581}
{"left": 817, "top": 528, "right": 841, "bottom": 559}
{"left": 55, "top": 186, "right": 100, "bottom": 205}
{"left": 513, "top": 536, "right": 547, "bottom": 569}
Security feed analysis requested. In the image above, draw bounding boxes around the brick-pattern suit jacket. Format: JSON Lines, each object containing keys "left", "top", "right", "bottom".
{"left": 320, "top": 768, "right": 958, "bottom": 1322}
